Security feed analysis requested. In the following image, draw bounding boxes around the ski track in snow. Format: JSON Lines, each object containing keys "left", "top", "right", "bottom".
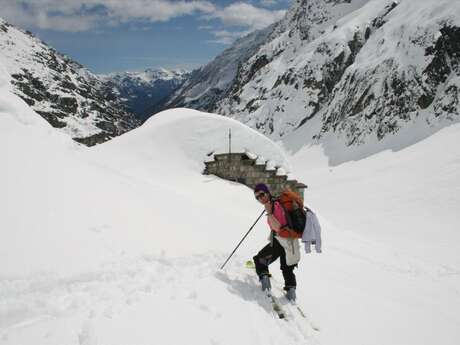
{"left": 2, "top": 230, "right": 459, "bottom": 345}
{"left": 0, "top": 254, "right": 319, "bottom": 345}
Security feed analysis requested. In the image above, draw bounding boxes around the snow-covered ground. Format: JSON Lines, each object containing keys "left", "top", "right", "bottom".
{"left": 2, "top": 64, "right": 460, "bottom": 344}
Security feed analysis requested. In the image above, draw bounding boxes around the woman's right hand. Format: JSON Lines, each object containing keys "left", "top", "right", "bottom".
{"left": 264, "top": 201, "right": 273, "bottom": 214}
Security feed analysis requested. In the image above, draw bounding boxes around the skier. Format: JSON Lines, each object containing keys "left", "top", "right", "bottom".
{"left": 252, "top": 183, "right": 300, "bottom": 301}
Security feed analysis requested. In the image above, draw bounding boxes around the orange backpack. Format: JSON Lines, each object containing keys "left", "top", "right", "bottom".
{"left": 277, "top": 190, "right": 307, "bottom": 238}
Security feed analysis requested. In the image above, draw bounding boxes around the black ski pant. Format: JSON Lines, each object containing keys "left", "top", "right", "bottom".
{"left": 253, "top": 237, "right": 297, "bottom": 289}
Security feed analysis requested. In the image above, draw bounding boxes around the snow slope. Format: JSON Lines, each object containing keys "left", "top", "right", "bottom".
{"left": 286, "top": 122, "right": 460, "bottom": 344}
{"left": 2, "top": 66, "right": 460, "bottom": 344}
{"left": 0, "top": 98, "right": 290, "bottom": 276}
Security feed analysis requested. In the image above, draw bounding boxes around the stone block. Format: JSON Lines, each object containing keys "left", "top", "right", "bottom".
{"left": 254, "top": 164, "right": 266, "bottom": 171}
{"left": 214, "top": 154, "right": 228, "bottom": 161}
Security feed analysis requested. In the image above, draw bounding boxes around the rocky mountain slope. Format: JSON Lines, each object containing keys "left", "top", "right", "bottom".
{"left": 102, "top": 68, "right": 189, "bottom": 122}
{"left": 0, "top": 18, "right": 140, "bottom": 146}
{"left": 163, "top": 26, "right": 275, "bottom": 112}
{"left": 165, "top": 0, "right": 460, "bottom": 145}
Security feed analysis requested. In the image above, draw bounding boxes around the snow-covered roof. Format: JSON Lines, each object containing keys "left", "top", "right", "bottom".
{"left": 95, "top": 108, "right": 293, "bottom": 175}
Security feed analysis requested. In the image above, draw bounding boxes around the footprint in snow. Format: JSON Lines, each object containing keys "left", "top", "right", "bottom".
{"left": 199, "top": 304, "right": 210, "bottom": 312}
{"left": 78, "top": 321, "right": 97, "bottom": 345}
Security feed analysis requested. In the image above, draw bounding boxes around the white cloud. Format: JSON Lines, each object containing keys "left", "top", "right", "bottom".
{"left": 0, "top": 0, "right": 216, "bottom": 31}
{"left": 208, "top": 29, "right": 251, "bottom": 44}
{"left": 36, "top": 12, "right": 100, "bottom": 32}
{"left": 259, "top": 0, "right": 279, "bottom": 7}
{"left": 209, "top": 2, "right": 286, "bottom": 30}
{"left": 0, "top": 0, "right": 287, "bottom": 48}
{"left": 0, "top": 1, "right": 286, "bottom": 33}
{"left": 0, "top": 1, "right": 91, "bottom": 32}
{"left": 104, "top": 0, "right": 216, "bottom": 23}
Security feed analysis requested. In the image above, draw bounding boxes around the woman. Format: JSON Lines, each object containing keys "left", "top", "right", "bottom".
{"left": 252, "top": 183, "right": 300, "bottom": 301}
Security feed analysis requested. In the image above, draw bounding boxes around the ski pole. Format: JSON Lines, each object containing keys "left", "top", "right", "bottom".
{"left": 220, "top": 209, "right": 266, "bottom": 270}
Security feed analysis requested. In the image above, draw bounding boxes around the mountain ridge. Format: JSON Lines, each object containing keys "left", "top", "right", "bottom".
{"left": 0, "top": 17, "right": 140, "bottom": 146}
{"left": 101, "top": 68, "right": 190, "bottom": 122}
{"left": 163, "top": 0, "right": 460, "bottom": 148}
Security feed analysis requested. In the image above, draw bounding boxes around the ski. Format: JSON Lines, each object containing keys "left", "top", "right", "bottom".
{"left": 245, "top": 260, "right": 256, "bottom": 269}
{"left": 294, "top": 304, "right": 306, "bottom": 318}
{"left": 281, "top": 294, "right": 321, "bottom": 331}
{"left": 245, "top": 260, "right": 319, "bottom": 330}
{"left": 266, "top": 290, "right": 286, "bottom": 320}
{"left": 247, "top": 260, "right": 285, "bottom": 319}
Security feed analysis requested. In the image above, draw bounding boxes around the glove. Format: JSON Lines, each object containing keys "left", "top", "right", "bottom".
{"left": 304, "top": 242, "right": 312, "bottom": 254}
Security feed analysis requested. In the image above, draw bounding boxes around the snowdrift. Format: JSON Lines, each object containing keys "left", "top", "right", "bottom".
{"left": 1, "top": 98, "right": 292, "bottom": 277}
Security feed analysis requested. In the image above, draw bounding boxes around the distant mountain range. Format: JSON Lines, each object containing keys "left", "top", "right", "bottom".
{"left": 101, "top": 68, "right": 189, "bottom": 122}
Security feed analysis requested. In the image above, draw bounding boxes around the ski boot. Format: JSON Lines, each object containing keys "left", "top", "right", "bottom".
{"left": 285, "top": 287, "right": 296, "bottom": 302}
{"left": 260, "top": 274, "right": 271, "bottom": 292}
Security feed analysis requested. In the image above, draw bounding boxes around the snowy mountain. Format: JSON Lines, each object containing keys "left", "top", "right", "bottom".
{"left": 0, "top": 18, "right": 140, "bottom": 146}
{"left": 102, "top": 68, "right": 189, "bottom": 122}
{"left": 165, "top": 0, "right": 460, "bottom": 146}
{"left": 2, "top": 59, "right": 460, "bottom": 344}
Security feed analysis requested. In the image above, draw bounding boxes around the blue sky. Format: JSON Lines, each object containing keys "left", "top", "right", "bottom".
{"left": 1, "top": 0, "right": 291, "bottom": 74}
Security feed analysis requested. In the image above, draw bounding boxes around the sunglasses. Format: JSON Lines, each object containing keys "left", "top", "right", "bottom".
{"left": 255, "top": 192, "right": 266, "bottom": 200}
